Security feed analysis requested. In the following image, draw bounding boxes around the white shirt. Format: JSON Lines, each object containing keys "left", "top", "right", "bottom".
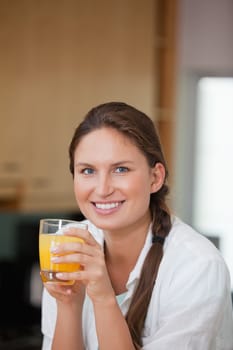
{"left": 41, "top": 217, "right": 233, "bottom": 350}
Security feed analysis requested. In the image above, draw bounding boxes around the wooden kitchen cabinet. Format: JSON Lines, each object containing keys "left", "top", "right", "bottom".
{"left": 0, "top": 0, "right": 176, "bottom": 212}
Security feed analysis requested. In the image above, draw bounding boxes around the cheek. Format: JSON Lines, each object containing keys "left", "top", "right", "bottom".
{"left": 73, "top": 177, "right": 89, "bottom": 201}
{"left": 73, "top": 184, "right": 89, "bottom": 215}
{"left": 126, "top": 174, "right": 152, "bottom": 199}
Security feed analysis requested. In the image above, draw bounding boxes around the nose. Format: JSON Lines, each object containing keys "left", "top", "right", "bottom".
{"left": 95, "top": 172, "right": 114, "bottom": 197}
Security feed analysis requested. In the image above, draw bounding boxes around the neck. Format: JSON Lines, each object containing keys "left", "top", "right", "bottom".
{"left": 104, "top": 218, "right": 151, "bottom": 267}
{"left": 103, "top": 213, "right": 151, "bottom": 294}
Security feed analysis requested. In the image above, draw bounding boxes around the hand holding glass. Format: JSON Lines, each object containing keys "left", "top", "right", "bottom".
{"left": 39, "top": 218, "right": 87, "bottom": 285}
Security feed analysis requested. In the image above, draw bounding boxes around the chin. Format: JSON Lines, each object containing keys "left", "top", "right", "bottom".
{"left": 89, "top": 216, "right": 123, "bottom": 231}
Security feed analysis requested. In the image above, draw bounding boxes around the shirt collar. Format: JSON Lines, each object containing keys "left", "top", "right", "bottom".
{"left": 126, "top": 225, "right": 153, "bottom": 288}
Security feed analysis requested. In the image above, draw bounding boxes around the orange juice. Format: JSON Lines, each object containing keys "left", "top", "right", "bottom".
{"left": 39, "top": 233, "right": 84, "bottom": 285}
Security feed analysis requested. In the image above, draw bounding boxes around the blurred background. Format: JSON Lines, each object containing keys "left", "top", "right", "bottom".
{"left": 0, "top": 0, "right": 232, "bottom": 348}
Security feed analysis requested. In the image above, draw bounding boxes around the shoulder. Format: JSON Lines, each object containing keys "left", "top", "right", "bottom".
{"left": 144, "top": 218, "right": 233, "bottom": 348}
{"left": 159, "top": 216, "right": 230, "bottom": 295}
{"left": 165, "top": 216, "right": 223, "bottom": 262}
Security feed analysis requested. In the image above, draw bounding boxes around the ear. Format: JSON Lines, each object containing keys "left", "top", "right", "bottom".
{"left": 150, "top": 162, "right": 166, "bottom": 193}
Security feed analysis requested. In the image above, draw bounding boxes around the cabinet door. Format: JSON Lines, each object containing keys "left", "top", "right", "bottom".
{"left": 0, "top": 0, "right": 157, "bottom": 211}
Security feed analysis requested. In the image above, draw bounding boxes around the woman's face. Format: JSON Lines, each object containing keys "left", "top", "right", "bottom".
{"left": 73, "top": 127, "right": 164, "bottom": 233}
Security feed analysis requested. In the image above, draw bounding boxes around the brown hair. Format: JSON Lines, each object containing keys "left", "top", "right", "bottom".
{"left": 69, "top": 102, "right": 171, "bottom": 349}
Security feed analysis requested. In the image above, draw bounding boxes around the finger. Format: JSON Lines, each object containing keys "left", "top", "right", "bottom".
{"left": 64, "top": 227, "right": 98, "bottom": 246}
{"left": 44, "top": 282, "right": 73, "bottom": 296}
{"left": 56, "top": 268, "right": 105, "bottom": 283}
{"left": 51, "top": 251, "right": 94, "bottom": 266}
{"left": 56, "top": 270, "right": 88, "bottom": 281}
{"left": 51, "top": 240, "right": 102, "bottom": 256}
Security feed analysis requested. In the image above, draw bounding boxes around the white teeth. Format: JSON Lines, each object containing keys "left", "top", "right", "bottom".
{"left": 95, "top": 202, "right": 120, "bottom": 210}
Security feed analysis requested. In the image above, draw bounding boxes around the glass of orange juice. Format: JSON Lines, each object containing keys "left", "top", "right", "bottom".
{"left": 39, "top": 218, "right": 87, "bottom": 285}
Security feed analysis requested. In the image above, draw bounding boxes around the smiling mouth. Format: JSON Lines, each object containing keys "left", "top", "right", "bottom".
{"left": 93, "top": 201, "right": 124, "bottom": 210}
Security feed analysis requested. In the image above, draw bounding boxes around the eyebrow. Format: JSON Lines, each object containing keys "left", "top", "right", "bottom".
{"left": 75, "top": 160, "right": 134, "bottom": 167}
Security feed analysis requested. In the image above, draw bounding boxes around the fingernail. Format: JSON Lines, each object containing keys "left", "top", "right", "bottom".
{"left": 56, "top": 272, "right": 63, "bottom": 277}
{"left": 51, "top": 256, "right": 59, "bottom": 262}
{"left": 51, "top": 246, "right": 59, "bottom": 253}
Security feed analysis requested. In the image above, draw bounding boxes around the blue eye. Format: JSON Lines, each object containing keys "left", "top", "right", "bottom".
{"left": 115, "top": 166, "right": 129, "bottom": 173}
{"left": 82, "top": 168, "right": 94, "bottom": 175}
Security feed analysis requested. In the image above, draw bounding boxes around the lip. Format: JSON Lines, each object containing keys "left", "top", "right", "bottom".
{"left": 91, "top": 200, "right": 124, "bottom": 215}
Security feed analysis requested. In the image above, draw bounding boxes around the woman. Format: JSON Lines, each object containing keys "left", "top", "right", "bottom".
{"left": 41, "top": 102, "right": 233, "bottom": 349}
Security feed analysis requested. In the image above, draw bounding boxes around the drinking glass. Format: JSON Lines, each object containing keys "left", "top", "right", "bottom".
{"left": 39, "top": 218, "right": 87, "bottom": 285}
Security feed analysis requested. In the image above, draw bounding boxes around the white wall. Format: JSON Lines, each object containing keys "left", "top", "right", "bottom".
{"left": 178, "top": 0, "right": 233, "bottom": 72}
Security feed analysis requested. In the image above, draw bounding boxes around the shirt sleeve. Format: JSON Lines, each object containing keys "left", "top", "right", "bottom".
{"left": 41, "top": 288, "right": 57, "bottom": 350}
{"left": 42, "top": 335, "right": 53, "bottom": 350}
{"left": 142, "top": 257, "right": 233, "bottom": 350}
